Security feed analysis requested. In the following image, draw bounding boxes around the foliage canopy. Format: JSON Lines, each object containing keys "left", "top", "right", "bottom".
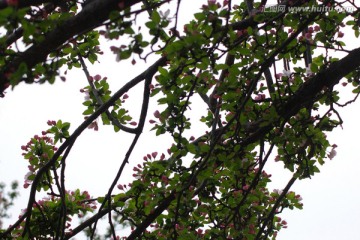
{"left": 1, "top": 0, "right": 360, "bottom": 239}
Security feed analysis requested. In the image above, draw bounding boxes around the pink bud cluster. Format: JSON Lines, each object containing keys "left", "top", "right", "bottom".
{"left": 21, "top": 131, "right": 57, "bottom": 189}
{"left": 142, "top": 151, "right": 166, "bottom": 162}
{"left": 132, "top": 163, "right": 144, "bottom": 179}
{"left": 87, "top": 74, "right": 105, "bottom": 82}
{"left": 149, "top": 110, "right": 165, "bottom": 124}
{"left": 16, "top": 190, "right": 97, "bottom": 237}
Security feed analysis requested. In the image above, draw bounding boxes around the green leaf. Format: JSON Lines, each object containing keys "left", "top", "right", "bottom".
{"left": 310, "top": 62, "right": 318, "bottom": 73}
{"left": 83, "top": 107, "right": 94, "bottom": 115}
{"left": 239, "top": 47, "right": 251, "bottom": 55}
{"left": 63, "top": 47, "right": 73, "bottom": 54}
{"left": 186, "top": 143, "right": 197, "bottom": 154}
{"left": 151, "top": 11, "right": 161, "bottom": 24}
{"left": 119, "top": 50, "right": 131, "bottom": 60}
{"left": 194, "top": 12, "right": 206, "bottom": 21}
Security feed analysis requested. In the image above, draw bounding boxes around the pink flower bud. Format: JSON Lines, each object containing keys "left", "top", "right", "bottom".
{"left": 129, "top": 121, "right": 137, "bottom": 126}
{"left": 154, "top": 110, "right": 161, "bottom": 118}
{"left": 305, "top": 32, "right": 312, "bottom": 40}
{"left": 110, "top": 46, "right": 119, "bottom": 52}
{"left": 208, "top": 0, "right": 216, "bottom": 5}
{"left": 94, "top": 74, "right": 101, "bottom": 81}
{"left": 161, "top": 175, "right": 169, "bottom": 184}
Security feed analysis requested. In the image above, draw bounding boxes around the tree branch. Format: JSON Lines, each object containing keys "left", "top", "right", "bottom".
{"left": 0, "top": 0, "right": 142, "bottom": 95}
{"left": 18, "top": 56, "right": 166, "bottom": 237}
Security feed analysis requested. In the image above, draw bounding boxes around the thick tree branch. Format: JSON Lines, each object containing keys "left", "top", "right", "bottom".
{"left": 0, "top": 0, "right": 142, "bottom": 95}
{"left": 116, "top": 47, "right": 360, "bottom": 239}
{"left": 242, "top": 47, "right": 360, "bottom": 147}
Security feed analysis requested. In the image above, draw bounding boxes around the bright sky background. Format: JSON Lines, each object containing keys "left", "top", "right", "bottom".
{"left": 1, "top": 1, "right": 360, "bottom": 239}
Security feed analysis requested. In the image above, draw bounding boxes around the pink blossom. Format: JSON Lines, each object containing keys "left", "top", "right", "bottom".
{"left": 328, "top": 148, "right": 337, "bottom": 160}
{"left": 161, "top": 175, "right": 169, "bottom": 185}
{"left": 94, "top": 74, "right": 101, "bottom": 81}
{"left": 254, "top": 94, "right": 265, "bottom": 101}
{"left": 275, "top": 73, "right": 282, "bottom": 79}
{"left": 88, "top": 121, "right": 98, "bottom": 131}
{"left": 273, "top": 189, "right": 283, "bottom": 195}
{"left": 154, "top": 110, "right": 162, "bottom": 119}
{"left": 110, "top": 46, "right": 119, "bottom": 52}
{"left": 129, "top": 121, "right": 137, "bottom": 126}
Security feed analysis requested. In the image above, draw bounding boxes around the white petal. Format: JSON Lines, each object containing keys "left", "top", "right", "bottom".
{"left": 283, "top": 70, "right": 292, "bottom": 77}
{"left": 328, "top": 149, "right": 337, "bottom": 160}
{"left": 306, "top": 67, "right": 313, "bottom": 75}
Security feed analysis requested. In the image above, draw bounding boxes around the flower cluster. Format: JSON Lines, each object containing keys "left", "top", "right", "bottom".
{"left": 13, "top": 190, "right": 97, "bottom": 238}
{"left": 21, "top": 133, "right": 57, "bottom": 189}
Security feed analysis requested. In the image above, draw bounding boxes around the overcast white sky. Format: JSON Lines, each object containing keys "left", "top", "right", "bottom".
{"left": 1, "top": 1, "right": 360, "bottom": 239}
